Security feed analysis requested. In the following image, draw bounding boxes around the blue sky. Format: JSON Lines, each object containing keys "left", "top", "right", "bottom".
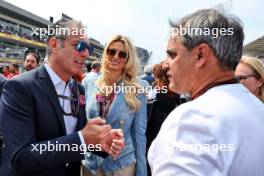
{"left": 6, "top": 0, "right": 264, "bottom": 64}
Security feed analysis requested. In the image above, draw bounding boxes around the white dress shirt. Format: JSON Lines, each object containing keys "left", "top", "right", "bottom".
{"left": 44, "top": 64, "right": 78, "bottom": 134}
{"left": 148, "top": 84, "right": 264, "bottom": 176}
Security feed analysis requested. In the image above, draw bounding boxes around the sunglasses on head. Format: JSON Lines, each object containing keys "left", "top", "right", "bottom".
{"left": 107, "top": 48, "right": 128, "bottom": 59}
{"left": 75, "top": 41, "right": 94, "bottom": 54}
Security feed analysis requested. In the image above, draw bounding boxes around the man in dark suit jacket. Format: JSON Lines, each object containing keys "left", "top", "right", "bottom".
{"left": 0, "top": 74, "right": 5, "bottom": 95}
{"left": 0, "top": 74, "right": 6, "bottom": 165}
{"left": 0, "top": 19, "right": 124, "bottom": 176}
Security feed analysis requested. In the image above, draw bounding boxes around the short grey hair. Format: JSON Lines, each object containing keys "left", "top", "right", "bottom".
{"left": 170, "top": 9, "right": 244, "bottom": 70}
{"left": 46, "top": 18, "right": 85, "bottom": 56}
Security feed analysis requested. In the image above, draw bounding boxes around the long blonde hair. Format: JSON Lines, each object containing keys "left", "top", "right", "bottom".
{"left": 240, "top": 56, "right": 264, "bottom": 102}
{"left": 97, "top": 35, "right": 142, "bottom": 111}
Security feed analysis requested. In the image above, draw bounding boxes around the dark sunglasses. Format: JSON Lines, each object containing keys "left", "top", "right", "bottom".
{"left": 75, "top": 41, "right": 94, "bottom": 54}
{"left": 57, "top": 82, "right": 80, "bottom": 117}
{"left": 107, "top": 48, "right": 128, "bottom": 59}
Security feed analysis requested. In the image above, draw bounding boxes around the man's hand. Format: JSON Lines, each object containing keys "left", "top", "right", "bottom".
{"left": 81, "top": 117, "right": 112, "bottom": 145}
{"left": 101, "top": 129, "right": 125, "bottom": 158}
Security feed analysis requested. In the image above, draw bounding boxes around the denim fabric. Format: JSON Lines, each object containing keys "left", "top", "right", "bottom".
{"left": 82, "top": 71, "right": 100, "bottom": 118}
{"left": 82, "top": 77, "right": 147, "bottom": 176}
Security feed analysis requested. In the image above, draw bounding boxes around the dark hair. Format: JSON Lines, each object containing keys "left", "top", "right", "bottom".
{"left": 25, "top": 52, "right": 40, "bottom": 64}
{"left": 91, "top": 61, "right": 101, "bottom": 69}
{"left": 11, "top": 63, "right": 19, "bottom": 70}
{"left": 153, "top": 61, "right": 170, "bottom": 87}
{"left": 86, "top": 61, "right": 92, "bottom": 72}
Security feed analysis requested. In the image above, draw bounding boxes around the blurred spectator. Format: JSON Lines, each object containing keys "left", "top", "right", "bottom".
{"left": 7, "top": 63, "right": 19, "bottom": 79}
{"left": 235, "top": 56, "right": 264, "bottom": 102}
{"left": 2, "top": 66, "right": 9, "bottom": 78}
{"left": 91, "top": 61, "right": 101, "bottom": 74}
{"left": 86, "top": 61, "right": 92, "bottom": 72}
{"left": 24, "top": 52, "right": 39, "bottom": 71}
{"left": 82, "top": 61, "right": 101, "bottom": 115}
{"left": 139, "top": 78, "right": 150, "bottom": 88}
{"left": 146, "top": 61, "right": 181, "bottom": 175}
{"left": 82, "top": 61, "right": 101, "bottom": 104}
{"left": 258, "top": 54, "right": 264, "bottom": 63}
{"left": 141, "top": 65, "right": 155, "bottom": 85}
{"left": 0, "top": 21, "right": 46, "bottom": 43}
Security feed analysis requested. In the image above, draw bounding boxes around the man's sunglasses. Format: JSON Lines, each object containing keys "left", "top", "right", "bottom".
{"left": 107, "top": 48, "right": 128, "bottom": 59}
{"left": 75, "top": 41, "right": 94, "bottom": 54}
{"left": 57, "top": 81, "right": 80, "bottom": 117}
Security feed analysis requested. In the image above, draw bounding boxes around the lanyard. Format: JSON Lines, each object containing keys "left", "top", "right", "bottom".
{"left": 99, "top": 92, "right": 115, "bottom": 119}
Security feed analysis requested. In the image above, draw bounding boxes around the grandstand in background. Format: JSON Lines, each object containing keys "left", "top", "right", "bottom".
{"left": 0, "top": 0, "right": 51, "bottom": 67}
{"left": 0, "top": 0, "right": 151, "bottom": 72}
{"left": 243, "top": 36, "right": 264, "bottom": 62}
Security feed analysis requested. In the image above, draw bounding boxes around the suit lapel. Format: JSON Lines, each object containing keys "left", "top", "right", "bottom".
{"left": 76, "top": 84, "right": 87, "bottom": 130}
{"left": 37, "top": 65, "right": 67, "bottom": 134}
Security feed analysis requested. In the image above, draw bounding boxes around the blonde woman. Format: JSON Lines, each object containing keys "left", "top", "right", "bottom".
{"left": 235, "top": 56, "right": 264, "bottom": 102}
{"left": 82, "top": 35, "right": 147, "bottom": 176}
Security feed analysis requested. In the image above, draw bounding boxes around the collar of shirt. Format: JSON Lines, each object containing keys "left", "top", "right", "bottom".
{"left": 44, "top": 63, "right": 77, "bottom": 134}
{"left": 44, "top": 63, "right": 74, "bottom": 94}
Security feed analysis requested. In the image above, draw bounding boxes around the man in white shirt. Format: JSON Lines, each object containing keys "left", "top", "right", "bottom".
{"left": 83, "top": 61, "right": 101, "bottom": 80}
{"left": 82, "top": 61, "right": 101, "bottom": 118}
{"left": 148, "top": 8, "right": 264, "bottom": 176}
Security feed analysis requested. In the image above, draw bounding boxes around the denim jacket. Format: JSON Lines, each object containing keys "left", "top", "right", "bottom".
{"left": 82, "top": 77, "right": 147, "bottom": 176}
